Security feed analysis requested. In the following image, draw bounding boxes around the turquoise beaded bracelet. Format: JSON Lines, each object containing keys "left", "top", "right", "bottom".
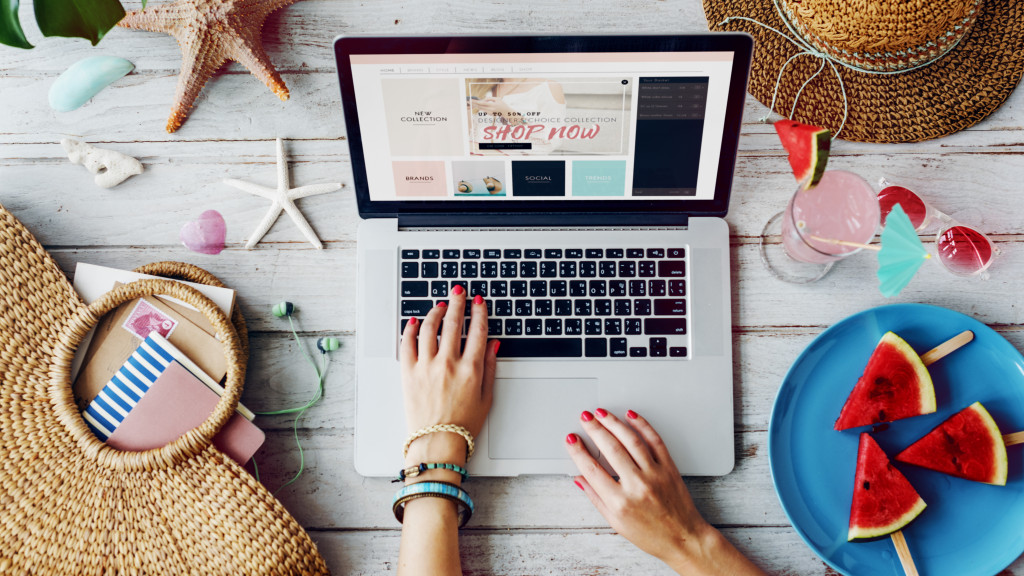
{"left": 392, "top": 481, "right": 475, "bottom": 528}
{"left": 393, "top": 462, "right": 470, "bottom": 483}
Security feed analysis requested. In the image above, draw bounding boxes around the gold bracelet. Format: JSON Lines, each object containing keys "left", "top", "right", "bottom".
{"left": 402, "top": 424, "right": 475, "bottom": 460}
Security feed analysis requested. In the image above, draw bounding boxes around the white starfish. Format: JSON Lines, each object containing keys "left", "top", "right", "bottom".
{"left": 225, "top": 138, "right": 341, "bottom": 249}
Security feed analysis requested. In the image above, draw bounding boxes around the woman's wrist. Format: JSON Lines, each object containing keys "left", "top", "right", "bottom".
{"left": 404, "top": 431, "right": 469, "bottom": 486}
{"left": 662, "top": 520, "right": 720, "bottom": 574}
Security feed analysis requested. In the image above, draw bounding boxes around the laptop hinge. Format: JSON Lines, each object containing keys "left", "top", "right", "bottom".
{"left": 395, "top": 212, "right": 689, "bottom": 228}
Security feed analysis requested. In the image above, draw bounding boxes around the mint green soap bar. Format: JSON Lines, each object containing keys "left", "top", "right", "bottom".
{"left": 49, "top": 56, "right": 134, "bottom": 112}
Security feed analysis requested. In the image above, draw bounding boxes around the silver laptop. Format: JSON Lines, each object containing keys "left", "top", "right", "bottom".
{"left": 335, "top": 34, "right": 753, "bottom": 476}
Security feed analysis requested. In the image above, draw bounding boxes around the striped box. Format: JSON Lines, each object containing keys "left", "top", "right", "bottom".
{"left": 83, "top": 335, "right": 175, "bottom": 440}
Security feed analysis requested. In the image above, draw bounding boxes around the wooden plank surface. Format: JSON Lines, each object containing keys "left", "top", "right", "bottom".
{"left": 3, "top": 0, "right": 1024, "bottom": 573}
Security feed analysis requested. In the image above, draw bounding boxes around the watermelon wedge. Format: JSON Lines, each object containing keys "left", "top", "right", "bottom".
{"left": 835, "top": 332, "right": 936, "bottom": 431}
{"left": 774, "top": 119, "right": 831, "bottom": 190}
{"left": 896, "top": 402, "right": 1009, "bottom": 486}
{"left": 849, "top": 433, "right": 927, "bottom": 541}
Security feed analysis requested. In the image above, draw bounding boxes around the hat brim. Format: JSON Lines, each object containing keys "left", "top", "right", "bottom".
{"left": 705, "top": 0, "right": 1024, "bottom": 143}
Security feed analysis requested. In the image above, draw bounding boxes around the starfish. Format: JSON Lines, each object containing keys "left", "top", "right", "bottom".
{"left": 118, "top": 0, "right": 299, "bottom": 133}
{"left": 225, "top": 138, "right": 341, "bottom": 249}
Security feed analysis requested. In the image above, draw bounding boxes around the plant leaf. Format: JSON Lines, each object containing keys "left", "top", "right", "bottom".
{"left": 0, "top": 0, "right": 33, "bottom": 49}
{"left": 34, "top": 0, "right": 125, "bottom": 46}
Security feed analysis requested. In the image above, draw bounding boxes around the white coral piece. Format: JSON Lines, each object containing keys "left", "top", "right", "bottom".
{"left": 61, "top": 138, "right": 144, "bottom": 189}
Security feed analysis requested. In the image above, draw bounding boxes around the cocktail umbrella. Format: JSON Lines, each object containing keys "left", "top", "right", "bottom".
{"left": 877, "top": 204, "right": 930, "bottom": 297}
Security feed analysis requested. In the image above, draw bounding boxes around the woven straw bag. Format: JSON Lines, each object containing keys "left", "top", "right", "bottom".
{"left": 0, "top": 204, "right": 329, "bottom": 575}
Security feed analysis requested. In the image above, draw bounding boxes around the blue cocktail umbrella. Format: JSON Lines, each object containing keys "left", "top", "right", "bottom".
{"left": 878, "top": 204, "right": 930, "bottom": 297}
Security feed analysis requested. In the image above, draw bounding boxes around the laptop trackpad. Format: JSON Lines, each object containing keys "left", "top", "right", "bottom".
{"left": 489, "top": 378, "right": 598, "bottom": 459}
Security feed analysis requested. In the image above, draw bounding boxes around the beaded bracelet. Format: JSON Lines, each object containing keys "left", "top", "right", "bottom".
{"left": 402, "top": 424, "right": 475, "bottom": 460}
{"left": 392, "top": 481, "right": 475, "bottom": 528}
{"left": 392, "top": 462, "right": 470, "bottom": 483}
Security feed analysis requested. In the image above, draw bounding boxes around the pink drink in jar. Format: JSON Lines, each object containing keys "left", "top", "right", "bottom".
{"left": 781, "top": 170, "right": 879, "bottom": 264}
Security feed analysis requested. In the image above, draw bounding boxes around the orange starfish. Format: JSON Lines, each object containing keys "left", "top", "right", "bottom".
{"left": 118, "top": 0, "right": 298, "bottom": 133}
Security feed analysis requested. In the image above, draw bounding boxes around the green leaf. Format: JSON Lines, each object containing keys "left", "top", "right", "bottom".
{"left": 34, "top": 0, "right": 125, "bottom": 46}
{"left": 0, "top": 0, "right": 33, "bottom": 49}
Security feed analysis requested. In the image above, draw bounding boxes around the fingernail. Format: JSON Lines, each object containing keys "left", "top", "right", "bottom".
{"left": 409, "top": 317, "right": 417, "bottom": 326}
{"left": 493, "top": 340, "right": 501, "bottom": 354}
{"left": 453, "top": 285, "right": 465, "bottom": 295}
{"left": 581, "top": 411, "right": 593, "bottom": 422}
{"left": 565, "top": 433, "right": 578, "bottom": 445}
{"left": 574, "top": 480, "right": 583, "bottom": 490}
{"left": 595, "top": 408, "right": 608, "bottom": 418}
{"left": 474, "top": 294, "right": 483, "bottom": 305}
{"left": 437, "top": 301, "right": 447, "bottom": 308}
{"left": 626, "top": 409, "right": 638, "bottom": 420}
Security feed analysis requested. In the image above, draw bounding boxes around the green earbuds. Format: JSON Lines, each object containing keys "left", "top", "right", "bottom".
{"left": 272, "top": 301, "right": 294, "bottom": 317}
{"left": 317, "top": 337, "right": 340, "bottom": 353}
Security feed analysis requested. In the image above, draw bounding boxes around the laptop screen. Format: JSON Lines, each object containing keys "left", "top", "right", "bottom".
{"left": 336, "top": 36, "right": 752, "bottom": 220}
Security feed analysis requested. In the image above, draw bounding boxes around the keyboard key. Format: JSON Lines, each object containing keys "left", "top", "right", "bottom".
{"left": 654, "top": 299, "right": 687, "bottom": 316}
{"left": 658, "top": 261, "right": 686, "bottom": 277}
{"left": 470, "top": 281, "right": 487, "bottom": 297}
{"left": 401, "top": 249, "right": 419, "bottom": 259}
{"left": 545, "top": 249, "right": 563, "bottom": 259}
{"left": 586, "top": 248, "right": 604, "bottom": 258}
{"left": 441, "top": 262, "right": 459, "bottom": 278}
{"left": 463, "top": 249, "right": 481, "bottom": 259}
{"left": 625, "top": 318, "right": 642, "bottom": 335}
{"left": 503, "top": 249, "right": 522, "bottom": 259}
{"left": 495, "top": 299, "right": 513, "bottom": 316}
{"left": 421, "top": 262, "right": 439, "bottom": 278}
{"left": 609, "top": 280, "right": 627, "bottom": 296}
{"left": 570, "top": 280, "right": 587, "bottom": 297}
{"left": 461, "top": 262, "right": 478, "bottom": 278}
{"left": 650, "top": 337, "right": 667, "bottom": 357}
{"left": 610, "top": 338, "right": 628, "bottom": 357}
{"left": 667, "top": 248, "right": 686, "bottom": 259}
{"left": 401, "top": 263, "right": 418, "bottom": 278}
{"left": 566, "top": 249, "right": 584, "bottom": 258}
{"left": 618, "top": 261, "right": 636, "bottom": 277}
{"left": 565, "top": 319, "right": 582, "bottom": 335}
{"left": 540, "top": 261, "right": 558, "bottom": 277}
{"left": 524, "top": 249, "right": 543, "bottom": 259}
{"left": 430, "top": 281, "right": 448, "bottom": 298}
{"left": 490, "top": 281, "right": 508, "bottom": 297}
{"left": 524, "top": 319, "right": 543, "bottom": 336}
{"left": 488, "top": 319, "right": 502, "bottom": 336}
{"left": 644, "top": 318, "right": 687, "bottom": 335}
{"left": 497, "top": 338, "right": 582, "bottom": 358}
{"left": 401, "top": 300, "right": 433, "bottom": 316}
{"left": 443, "top": 249, "right": 460, "bottom": 259}
{"left": 510, "top": 281, "right": 528, "bottom": 297}
{"left": 545, "top": 319, "right": 563, "bottom": 335}
{"left": 614, "top": 299, "right": 631, "bottom": 316}
{"left": 626, "top": 248, "right": 645, "bottom": 258}
{"left": 423, "top": 250, "right": 440, "bottom": 259}
{"left": 505, "top": 319, "right": 522, "bottom": 335}
{"left": 584, "top": 319, "right": 602, "bottom": 335}
{"left": 606, "top": 248, "right": 624, "bottom": 258}
{"left": 594, "top": 299, "right": 612, "bottom": 316}
{"left": 535, "top": 299, "right": 553, "bottom": 316}
{"left": 450, "top": 280, "right": 468, "bottom": 294}
{"left": 514, "top": 300, "right": 533, "bottom": 316}
{"left": 585, "top": 338, "right": 607, "bottom": 357}
{"left": 604, "top": 318, "right": 622, "bottom": 335}
{"left": 520, "top": 262, "right": 538, "bottom": 278}
{"left": 481, "top": 261, "right": 498, "bottom": 278}
{"left": 500, "top": 262, "right": 518, "bottom": 278}
{"left": 555, "top": 299, "right": 573, "bottom": 316}
{"left": 579, "top": 261, "right": 597, "bottom": 277}
{"left": 646, "top": 248, "right": 665, "bottom": 258}
{"left": 629, "top": 280, "right": 647, "bottom": 297}
{"left": 599, "top": 261, "right": 617, "bottom": 277}
{"left": 670, "top": 346, "right": 688, "bottom": 357}
{"left": 530, "top": 280, "right": 548, "bottom": 297}
{"left": 639, "top": 261, "right": 656, "bottom": 277}
{"left": 587, "top": 280, "right": 606, "bottom": 297}
{"left": 559, "top": 261, "right": 577, "bottom": 277}
{"left": 669, "top": 280, "right": 687, "bottom": 296}
{"left": 629, "top": 347, "right": 648, "bottom": 357}
{"left": 634, "top": 299, "right": 652, "bottom": 316}
{"left": 574, "top": 300, "right": 592, "bottom": 316}
{"left": 401, "top": 281, "right": 428, "bottom": 297}
{"left": 484, "top": 249, "right": 502, "bottom": 259}
{"left": 550, "top": 280, "right": 568, "bottom": 296}
{"left": 649, "top": 279, "right": 666, "bottom": 296}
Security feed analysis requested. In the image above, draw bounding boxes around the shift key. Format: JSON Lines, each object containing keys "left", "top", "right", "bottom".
{"left": 644, "top": 318, "right": 687, "bottom": 335}
{"left": 654, "top": 299, "right": 686, "bottom": 315}
{"left": 401, "top": 300, "right": 434, "bottom": 316}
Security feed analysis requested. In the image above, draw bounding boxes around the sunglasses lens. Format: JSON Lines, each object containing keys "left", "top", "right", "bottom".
{"left": 936, "top": 225, "right": 994, "bottom": 276}
{"left": 878, "top": 186, "right": 928, "bottom": 230}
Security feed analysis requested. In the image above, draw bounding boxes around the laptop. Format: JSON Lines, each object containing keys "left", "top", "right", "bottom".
{"left": 335, "top": 34, "right": 753, "bottom": 476}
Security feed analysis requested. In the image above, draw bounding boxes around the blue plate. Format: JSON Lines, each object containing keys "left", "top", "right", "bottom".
{"left": 769, "top": 303, "right": 1024, "bottom": 576}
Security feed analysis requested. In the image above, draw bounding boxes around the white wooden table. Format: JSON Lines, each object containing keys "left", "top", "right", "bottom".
{"left": 3, "top": 1, "right": 1023, "bottom": 573}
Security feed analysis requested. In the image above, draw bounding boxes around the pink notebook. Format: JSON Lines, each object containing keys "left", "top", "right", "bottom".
{"left": 107, "top": 362, "right": 265, "bottom": 465}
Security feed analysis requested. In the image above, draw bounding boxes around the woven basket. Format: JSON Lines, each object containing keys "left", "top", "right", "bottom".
{"left": 0, "top": 204, "right": 329, "bottom": 575}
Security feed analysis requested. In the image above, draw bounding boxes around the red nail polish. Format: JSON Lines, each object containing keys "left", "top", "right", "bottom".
{"left": 409, "top": 317, "right": 417, "bottom": 326}
{"left": 595, "top": 408, "right": 608, "bottom": 418}
{"left": 581, "top": 411, "right": 593, "bottom": 422}
{"left": 574, "top": 480, "right": 583, "bottom": 491}
{"left": 565, "top": 433, "right": 578, "bottom": 445}
{"left": 437, "top": 301, "right": 447, "bottom": 308}
{"left": 493, "top": 340, "right": 501, "bottom": 354}
{"left": 453, "top": 285, "right": 465, "bottom": 295}
{"left": 474, "top": 294, "right": 483, "bottom": 305}
{"left": 626, "top": 409, "right": 638, "bottom": 420}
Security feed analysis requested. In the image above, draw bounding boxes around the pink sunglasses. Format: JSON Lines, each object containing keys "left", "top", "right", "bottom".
{"left": 877, "top": 181, "right": 998, "bottom": 277}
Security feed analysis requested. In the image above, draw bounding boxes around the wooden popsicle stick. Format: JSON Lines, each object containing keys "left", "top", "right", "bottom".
{"left": 920, "top": 330, "right": 974, "bottom": 366}
{"left": 891, "top": 530, "right": 919, "bottom": 576}
{"left": 1003, "top": 432, "right": 1024, "bottom": 446}
{"left": 809, "top": 235, "right": 881, "bottom": 251}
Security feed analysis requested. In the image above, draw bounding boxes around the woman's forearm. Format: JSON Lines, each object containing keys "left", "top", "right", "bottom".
{"left": 397, "top": 497, "right": 462, "bottom": 576}
{"left": 664, "top": 524, "right": 767, "bottom": 576}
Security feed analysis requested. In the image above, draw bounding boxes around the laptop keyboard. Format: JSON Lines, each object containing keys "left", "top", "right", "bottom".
{"left": 398, "top": 247, "right": 688, "bottom": 359}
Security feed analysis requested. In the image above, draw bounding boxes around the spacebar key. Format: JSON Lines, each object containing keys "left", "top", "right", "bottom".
{"left": 497, "top": 338, "right": 583, "bottom": 358}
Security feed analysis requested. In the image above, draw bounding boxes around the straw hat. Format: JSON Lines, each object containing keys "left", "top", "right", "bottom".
{"left": 705, "top": 0, "right": 1024, "bottom": 142}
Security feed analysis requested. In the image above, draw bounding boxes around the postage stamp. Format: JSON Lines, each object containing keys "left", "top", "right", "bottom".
{"left": 122, "top": 299, "right": 178, "bottom": 340}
